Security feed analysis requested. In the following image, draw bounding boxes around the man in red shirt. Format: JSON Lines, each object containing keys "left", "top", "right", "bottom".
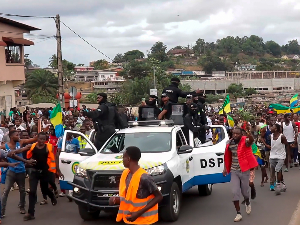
{"left": 223, "top": 127, "right": 258, "bottom": 222}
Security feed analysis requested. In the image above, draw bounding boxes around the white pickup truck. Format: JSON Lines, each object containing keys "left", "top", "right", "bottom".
{"left": 59, "top": 119, "right": 230, "bottom": 222}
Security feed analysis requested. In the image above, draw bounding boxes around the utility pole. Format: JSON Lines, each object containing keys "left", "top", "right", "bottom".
{"left": 153, "top": 67, "right": 156, "bottom": 89}
{"left": 55, "top": 14, "right": 64, "bottom": 106}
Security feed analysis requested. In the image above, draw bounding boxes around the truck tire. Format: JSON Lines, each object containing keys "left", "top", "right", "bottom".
{"left": 198, "top": 184, "right": 213, "bottom": 196}
{"left": 159, "top": 182, "right": 181, "bottom": 222}
{"left": 78, "top": 205, "right": 100, "bottom": 221}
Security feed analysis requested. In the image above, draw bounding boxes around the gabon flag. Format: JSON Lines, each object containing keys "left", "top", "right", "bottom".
{"left": 219, "top": 94, "right": 231, "bottom": 115}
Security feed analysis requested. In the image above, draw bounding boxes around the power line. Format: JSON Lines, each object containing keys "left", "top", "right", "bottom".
{"left": 0, "top": 30, "right": 54, "bottom": 38}
{"left": 0, "top": 13, "right": 54, "bottom": 19}
{"left": 60, "top": 20, "right": 114, "bottom": 62}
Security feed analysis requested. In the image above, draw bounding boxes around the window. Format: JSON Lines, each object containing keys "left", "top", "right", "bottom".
{"left": 5, "top": 45, "right": 21, "bottom": 63}
{"left": 176, "top": 130, "right": 187, "bottom": 148}
{"left": 101, "top": 132, "right": 171, "bottom": 153}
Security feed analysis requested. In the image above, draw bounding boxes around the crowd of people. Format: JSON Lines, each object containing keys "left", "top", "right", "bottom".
{"left": 0, "top": 77, "right": 298, "bottom": 224}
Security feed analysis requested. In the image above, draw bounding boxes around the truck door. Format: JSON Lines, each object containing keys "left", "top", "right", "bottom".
{"left": 59, "top": 130, "right": 97, "bottom": 190}
{"left": 174, "top": 128, "right": 194, "bottom": 193}
{"left": 191, "top": 125, "right": 230, "bottom": 185}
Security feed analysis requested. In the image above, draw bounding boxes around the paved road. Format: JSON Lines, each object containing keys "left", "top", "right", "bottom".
{"left": 5, "top": 168, "right": 300, "bottom": 225}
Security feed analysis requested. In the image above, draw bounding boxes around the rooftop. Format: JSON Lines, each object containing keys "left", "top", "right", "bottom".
{"left": 0, "top": 17, "right": 40, "bottom": 31}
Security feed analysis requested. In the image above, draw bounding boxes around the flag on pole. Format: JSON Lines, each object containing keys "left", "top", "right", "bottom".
{"left": 290, "top": 94, "right": 298, "bottom": 107}
{"left": 50, "top": 103, "right": 64, "bottom": 137}
{"left": 227, "top": 115, "right": 235, "bottom": 128}
{"left": 219, "top": 94, "right": 231, "bottom": 115}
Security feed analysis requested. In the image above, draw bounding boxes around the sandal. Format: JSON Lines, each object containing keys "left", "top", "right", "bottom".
{"left": 40, "top": 200, "right": 48, "bottom": 205}
{"left": 261, "top": 182, "right": 264, "bottom": 187}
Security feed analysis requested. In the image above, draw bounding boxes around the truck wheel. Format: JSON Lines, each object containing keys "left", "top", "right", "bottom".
{"left": 198, "top": 184, "right": 213, "bottom": 196}
{"left": 159, "top": 182, "right": 181, "bottom": 222}
{"left": 78, "top": 205, "right": 100, "bottom": 221}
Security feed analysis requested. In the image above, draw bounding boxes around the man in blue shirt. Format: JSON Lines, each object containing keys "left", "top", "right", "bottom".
{"left": 57, "top": 132, "right": 80, "bottom": 153}
{"left": 1, "top": 130, "right": 37, "bottom": 217}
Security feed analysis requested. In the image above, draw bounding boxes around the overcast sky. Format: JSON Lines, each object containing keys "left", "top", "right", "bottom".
{"left": 2, "top": 0, "right": 300, "bottom": 67}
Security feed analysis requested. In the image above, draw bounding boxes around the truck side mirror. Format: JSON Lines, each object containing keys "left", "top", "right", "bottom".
{"left": 78, "top": 148, "right": 95, "bottom": 157}
{"left": 178, "top": 145, "right": 193, "bottom": 154}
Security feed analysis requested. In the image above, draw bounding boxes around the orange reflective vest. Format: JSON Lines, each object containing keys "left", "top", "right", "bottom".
{"left": 27, "top": 143, "right": 56, "bottom": 173}
{"left": 116, "top": 168, "right": 158, "bottom": 224}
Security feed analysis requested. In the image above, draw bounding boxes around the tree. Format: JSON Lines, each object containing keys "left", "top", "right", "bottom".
{"left": 286, "top": 40, "right": 300, "bottom": 54}
{"left": 85, "top": 92, "right": 97, "bottom": 103}
{"left": 77, "top": 63, "right": 85, "bottom": 66}
{"left": 198, "top": 51, "right": 230, "bottom": 74}
{"left": 244, "top": 88, "right": 257, "bottom": 96}
{"left": 241, "top": 35, "right": 265, "bottom": 56}
{"left": 48, "top": 54, "right": 75, "bottom": 80}
{"left": 24, "top": 58, "right": 33, "bottom": 69}
{"left": 49, "top": 54, "right": 57, "bottom": 69}
{"left": 121, "top": 60, "right": 151, "bottom": 79}
{"left": 93, "top": 59, "right": 109, "bottom": 70}
{"left": 25, "top": 69, "right": 58, "bottom": 103}
{"left": 113, "top": 53, "right": 125, "bottom": 63}
{"left": 149, "top": 41, "right": 168, "bottom": 62}
{"left": 173, "top": 46, "right": 183, "bottom": 49}
{"left": 265, "top": 41, "right": 281, "bottom": 57}
{"left": 227, "top": 83, "right": 244, "bottom": 97}
{"left": 193, "top": 38, "right": 206, "bottom": 56}
{"left": 205, "top": 94, "right": 224, "bottom": 104}
{"left": 123, "top": 50, "right": 144, "bottom": 62}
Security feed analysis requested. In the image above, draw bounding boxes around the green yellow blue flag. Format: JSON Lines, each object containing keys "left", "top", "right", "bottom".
{"left": 290, "top": 94, "right": 298, "bottom": 107}
{"left": 219, "top": 94, "right": 231, "bottom": 115}
{"left": 50, "top": 103, "right": 63, "bottom": 137}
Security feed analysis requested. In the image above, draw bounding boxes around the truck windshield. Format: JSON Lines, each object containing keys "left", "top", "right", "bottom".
{"left": 101, "top": 132, "right": 171, "bottom": 154}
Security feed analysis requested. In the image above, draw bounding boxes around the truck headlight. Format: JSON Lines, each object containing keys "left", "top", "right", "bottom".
{"left": 76, "top": 166, "right": 87, "bottom": 178}
{"left": 146, "top": 165, "right": 165, "bottom": 176}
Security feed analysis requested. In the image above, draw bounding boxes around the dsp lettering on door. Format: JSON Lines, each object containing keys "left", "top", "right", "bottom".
{"left": 200, "top": 158, "right": 223, "bottom": 168}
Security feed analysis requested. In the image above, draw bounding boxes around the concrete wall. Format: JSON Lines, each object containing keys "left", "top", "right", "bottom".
{"left": 0, "top": 81, "right": 16, "bottom": 116}
{"left": 182, "top": 78, "right": 300, "bottom": 93}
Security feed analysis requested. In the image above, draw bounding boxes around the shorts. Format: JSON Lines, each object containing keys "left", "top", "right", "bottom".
{"left": 270, "top": 158, "right": 285, "bottom": 172}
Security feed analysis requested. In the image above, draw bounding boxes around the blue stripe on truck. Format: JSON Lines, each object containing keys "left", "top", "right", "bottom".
{"left": 182, "top": 173, "right": 231, "bottom": 193}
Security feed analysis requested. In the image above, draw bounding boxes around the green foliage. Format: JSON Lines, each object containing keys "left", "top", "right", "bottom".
{"left": 123, "top": 50, "right": 144, "bottom": 62}
{"left": 265, "top": 41, "right": 281, "bottom": 57}
{"left": 205, "top": 94, "right": 224, "bottom": 104}
{"left": 113, "top": 53, "right": 125, "bottom": 63}
{"left": 85, "top": 92, "right": 97, "bottom": 104}
{"left": 121, "top": 60, "right": 151, "bottom": 79}
{"left": 282, "top": 40, "right": 300, "bottom": 54}
{"left": 244, "top": 88, "right": 257, "bottom": 96}
{"left": 93, "top": 59, "right": 109, "bottom": 70}
{"left": 198, "top": 51, "right": 232, "bottom": 74}
{"left": 239, "top": 110, "right": 254, "bottom": 122}
{"left": 227, "top": 83, "right": 244, "bottom": 98}
{"left": 48, "top": 54, "right": 75, "bottom": 79}
{"left": 149, "top": 41, "right": 169, "bottom": 62}
{"left": 24, "top": 58, "right": 33, "bottom": 69}
{"left": 113, "top": 61, "right": 191, "bottom": 105}
{"left": 25, "top": 69, "right": 58, "bottom": 102}
{"left": 227, "top": 83, "right": 257, "bottom": 98}
{"left": 31, "top": 93, "right": 57, "bottom": 104}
